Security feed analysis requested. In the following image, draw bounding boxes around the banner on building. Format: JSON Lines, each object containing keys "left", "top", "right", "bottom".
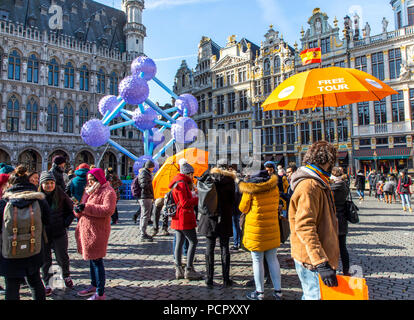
{"left": 300, "top": 48, "right": 322, "bottom": 65}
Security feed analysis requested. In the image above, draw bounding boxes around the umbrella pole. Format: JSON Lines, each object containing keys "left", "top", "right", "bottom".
{"left": 321, "top": 94, "right": 326, "bottom": 141}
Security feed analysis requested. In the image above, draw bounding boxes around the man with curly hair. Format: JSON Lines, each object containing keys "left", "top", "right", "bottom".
{"left": 288, "top": 141, "right": 339, "bottom": 300}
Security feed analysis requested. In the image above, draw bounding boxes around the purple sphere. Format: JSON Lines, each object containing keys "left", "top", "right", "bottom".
{"left": 132, "top": 105, "right": 157, "bottom": 130}
{"left": 133, "top": 155, "right": 159, "bottom": 175}
{"left": 118, "top": 75, "right": 149, "bottom": 105}
{"left": 131, "top": 56, "right": 157, "bottom": 81}
{"left": 175, "top": 94, "right": 199, "bottom": 117}
{"left": 148, "top": 128, "right": 165, "bottom": 148}
{"left": 81, "top": 119, "right": 110, "bottom": 147}
{"left": 98, "top": 95, "right": 121, "bottom": 118}
{"left": 171, "top": 117, "right": 198, "bottom": 144}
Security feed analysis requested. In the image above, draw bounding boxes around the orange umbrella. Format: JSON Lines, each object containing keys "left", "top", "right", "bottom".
{"left": 261, "top": 67, "right": 398, "bottom": 111}
{"left": 152, "top": 148, "right": 209, "bottom": 199}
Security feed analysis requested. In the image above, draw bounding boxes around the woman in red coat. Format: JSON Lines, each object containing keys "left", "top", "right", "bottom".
{"left": 73, "top": 168, "right": 116, "bottom": 300}
{"left": 170, "top": 160, "right": 203, "bottom": 281}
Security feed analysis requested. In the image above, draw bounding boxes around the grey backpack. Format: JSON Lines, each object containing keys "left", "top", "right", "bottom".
{"left": 2, "top": 201, "right": 42, "bottom": 259}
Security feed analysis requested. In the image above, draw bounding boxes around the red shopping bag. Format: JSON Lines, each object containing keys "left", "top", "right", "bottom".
{"left": 319, "top": 275, "right": 369, "bottom": 300}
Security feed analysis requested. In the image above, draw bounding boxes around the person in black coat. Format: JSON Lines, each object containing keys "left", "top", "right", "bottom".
{"left": 197, "top": 167, "right": 236, "bottom": 289}
{"left": 355, "top": 169, "right": 366, "bottom": 201}
{"left": 137, "top": 161, "right": 155, "bottom": 242}
{"left": 39, "top": 171, "right": 74, "bottom": 296}
{"left": 0, "top": 166, "right": 51, "bottom": 300}
{"left": 330, "top": 167, "right": 350, "bottom": 276}
{"left": 49, "top": 156, "right": 67, "bottom": 191}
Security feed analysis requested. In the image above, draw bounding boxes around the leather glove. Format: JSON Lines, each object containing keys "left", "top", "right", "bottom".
{"left": 316, "top": 262, "right": 338, "bottom": 287}
{"left": 74, "top": 203, "right": 85, "bottom": 213}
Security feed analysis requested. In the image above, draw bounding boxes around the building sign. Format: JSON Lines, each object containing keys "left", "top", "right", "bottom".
{"left": 48, "top": 5, "right": 63, "bottom": 30}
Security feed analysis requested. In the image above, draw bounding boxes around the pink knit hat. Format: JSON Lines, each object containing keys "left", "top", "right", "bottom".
{"left": 88, "top": 168, "right": 106, "bottom": 185}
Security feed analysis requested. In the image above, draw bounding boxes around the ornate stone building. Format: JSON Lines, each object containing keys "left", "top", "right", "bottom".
{"left": 0, "top": 0, "right": 146, "bottom": 177}
{"left": 174, "top": 2, "right": 414, "bottom": 173}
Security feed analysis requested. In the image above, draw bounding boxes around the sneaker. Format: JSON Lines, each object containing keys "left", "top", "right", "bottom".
{"left": 273, "top": 290, "right": 283, "bottom": 300}
{"left": 184, "top": 267, "right": 203, "bottom": 280}
{"left": 77, "top": 285, "right": 96, "bottom": 297}
{"left": 160, "top": 230, "right": 170, "bottom": 236}
{"left": 175, "top": 265, "right": 184, "bottom": 280}
{"left": 64, "top": 276, "right": 73, "bottom": 288}
{"left": 45, "top": 286, "right": 53, "bottom": 297}
{"left": 88, "top": 293, "right": 106, "bottom": 300}
{"left": 140, "top": 234, "right": 153, "bottom": 242}
{"left": 246, "top": 291, "right": 264, "bottom": 300}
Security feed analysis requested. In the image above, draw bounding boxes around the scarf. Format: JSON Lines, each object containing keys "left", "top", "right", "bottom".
{"left": 85, "top": 181, "right": 101, "bottom": 195}
{"left": 305, "top": 163, "right": 331, "bottom": 187}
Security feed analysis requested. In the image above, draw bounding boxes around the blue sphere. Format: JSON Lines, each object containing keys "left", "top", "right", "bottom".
{"left": 175, "top": 94, "right": 199, "bottom": 117}
{"left": 98, "top": 95, "right": 121, "bottom": 118}
{"left": 119, "top": 75, "right": 149, "bottom": 105}
{"left": 131, "top": 56, "right": 157, "bottom": 81}
{"left": 81, "top": 119, "right": 110, "bottom": 147}
{"left": 132, "top": 105, "right": 157, "bottom": 130}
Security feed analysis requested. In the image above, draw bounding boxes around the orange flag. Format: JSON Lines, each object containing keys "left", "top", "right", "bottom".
{"left": 300, "top": 48, "right": 322, "bottom": 65}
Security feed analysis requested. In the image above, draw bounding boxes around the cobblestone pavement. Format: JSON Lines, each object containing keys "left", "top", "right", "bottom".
{"left": 1, "top": 193, "right": 413, "bottom": 300}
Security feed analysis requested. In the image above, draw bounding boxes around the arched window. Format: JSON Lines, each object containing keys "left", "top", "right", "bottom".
{"left": 47, "top": 100, "right": 58, "bottom": 132}
{"left": 63, "top": 102, "right": 74, "bottom": 133}
{"left": 79, "top": 104, "right": 89, "bottom": 131}
{"left": 182, "top": 74, "right": 186, "bottom": 87}
{"left": 8, "top": 50, "right": 21, "bottom": 80}
{"left": 48, "top": 58, "right": 59, "bottom": 86}
{"left": 64, "top": 62, "right": 74, "bottom": 88}
{"left": 97, "top": 68, "right": 106, "bottom": 94}
{"left": 7, "top": 95, "right": 19, "bottom": 132}
{"left": 263, "top": 59, "right": 270, "bottom": 76}
{"left": 80, "top": 65, "right": 89, "bottom": 91}
{"left": 110, "top": 72, "right": 118, "bottom": 95}
{"left": 27, "top": 54, "right": 39, "bottom": 83}
{"left": 274, "top": 56, "right": 281, "bottom": 74}
{"left": 26, "top": 97, "right": 38, "bottom": 131}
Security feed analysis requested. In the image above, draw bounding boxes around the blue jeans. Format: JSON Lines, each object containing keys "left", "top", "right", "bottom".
{"left": 294, "top": 260, "right": 320, "bottom": 300}
{"left": 173, "top": 232, "right": 188, "bottom": 258}
{"left": 250, "top": 248, "right": 281, "bottom": 293}
{"left": 90, "top": 259, "right": 105, "bottom": 296}
{"left": 356, "top": 190, "right": 364, "bottom": 199}
{"left": 401, "top": 193, "right": 411, "bottom": 209}
{"left": 232, "top": 213, "right": 241, "bottom": 247}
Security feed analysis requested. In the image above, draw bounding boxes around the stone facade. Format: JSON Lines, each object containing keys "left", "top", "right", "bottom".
{"left": 174, "top": 3, "right": 414, "bottom": 173}
{"left": 0, "top": 0, "right": 146, "bottom": 177}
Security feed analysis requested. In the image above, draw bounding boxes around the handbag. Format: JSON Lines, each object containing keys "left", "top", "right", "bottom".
{"left": 344, "top": 191, "right": 359, "bottom": 224}
{"left": 278, "top": 214, "right": 290, "bottom": 243}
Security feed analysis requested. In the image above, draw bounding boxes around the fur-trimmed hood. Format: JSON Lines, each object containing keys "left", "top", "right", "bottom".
{"left": 210, "top": 167, "right": 237, "bottom": 180}
{"left": 239, "top": 174, "right": 278, "bottom": 195}
{"left": 3, "top": 191, "right": 45, "bottom": 201}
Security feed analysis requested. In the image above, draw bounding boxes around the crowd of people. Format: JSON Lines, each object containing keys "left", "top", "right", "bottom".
{"left": 0, "top": 141, "right": 412, "bottom": 301}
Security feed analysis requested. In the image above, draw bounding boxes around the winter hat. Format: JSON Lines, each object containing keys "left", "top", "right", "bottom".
{"left": 179, "top": 159, "right": 194, "bottom": 175}
{"left": 0, "top": 163, "right": 15, "bottom": 174}
{"left": 144, "top": 160, "right": 155, "bottom": 169}
{"left": 0, "top": 173, "right": 9, "bottom": 188}
{"left": 88, "top": 168, "right": 107, "bottom": 185}
{"left": 53, "top": 156, "right": 66, "bottom": 166}
{"left": 76, "top": 163, "right": 90, "bottom": 170}
{"left": 39, "top": 171, "right": 56, "bottom": 185}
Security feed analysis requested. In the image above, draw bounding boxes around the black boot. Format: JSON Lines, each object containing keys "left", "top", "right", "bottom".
{"left": 205, "top": 254, "right": 214, "bottom": 289}
{"left": 221, "top": 247, "right": 232, "bottom": 288}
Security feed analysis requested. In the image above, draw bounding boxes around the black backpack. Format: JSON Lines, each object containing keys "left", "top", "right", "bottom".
{"left": 196, "top": 172, "right": 218, "bottom": 217}
{"left": 163, "top": 180, "right": 184, "bottom": 218}
{"left": 131, "top": 176, "right": 142, "bottom": 199}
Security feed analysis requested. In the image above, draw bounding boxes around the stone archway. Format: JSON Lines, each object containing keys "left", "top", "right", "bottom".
{"left": 75, "top": 150, "right": 95, "bottom": 168}
{"left": 99, "top": 151, "right": 118, "bottom": 172}
{"left": 18, "top": 149, "right": 42, "bottom": 173}
{"left": 0, "top": 149, "right": 11, "bottom": 164}
{"left": 48, "top": 150, "right": 69, "bottom": 171}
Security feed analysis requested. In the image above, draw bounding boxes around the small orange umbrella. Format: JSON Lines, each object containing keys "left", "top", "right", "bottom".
{"left": 152, "top": 148, "right": 209, "bottom": 199}
{"left": 262, "top": 67, "right": 398, "bottom": 111}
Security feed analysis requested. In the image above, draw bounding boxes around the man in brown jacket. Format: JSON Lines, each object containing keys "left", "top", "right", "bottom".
{"left": 289, "top": 141, "right": 339, "bottom": 300}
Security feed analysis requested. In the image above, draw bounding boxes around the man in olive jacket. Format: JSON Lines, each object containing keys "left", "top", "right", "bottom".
{"left": 138, "top": 160, "right": 155, "bottom": 242}
{"left": 289, "top": 141, "right": 339, "bottom": 300}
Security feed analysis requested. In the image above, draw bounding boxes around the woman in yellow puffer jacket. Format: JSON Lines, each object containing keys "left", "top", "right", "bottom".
{"left": 239, "top": 170, "right": 282, "bottom": 300}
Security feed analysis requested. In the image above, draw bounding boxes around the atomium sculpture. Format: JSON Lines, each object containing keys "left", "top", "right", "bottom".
{"left": 80, "top": 56, "right": 199, "bottom": 174}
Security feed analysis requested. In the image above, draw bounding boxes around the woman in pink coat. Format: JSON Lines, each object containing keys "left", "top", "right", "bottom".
{"left": 73, "top": 168, "right": 116, "bottom": 300}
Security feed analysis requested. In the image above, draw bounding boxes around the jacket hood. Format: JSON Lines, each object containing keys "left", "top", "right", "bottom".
{"left": 290, "top": 166, "right": 329, "bottom": 192}
{"left": 238, "top": 174, "right": 278, "bottom": 195}
{"left": 168, "top": 173, "right": 191, "bottom": 189}
{"left": 210, "top": 167, "right": 237, "bottom": 185}
{"left": 75, "top": 168, "right": 89, "bottom": 178}
{"left": 3, "top": 191, "right": 45, "bottom": 201}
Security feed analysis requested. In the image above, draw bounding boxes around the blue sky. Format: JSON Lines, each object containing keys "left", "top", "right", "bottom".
{"left": 96, "top": 0, "right": 395, "bottom": 105}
